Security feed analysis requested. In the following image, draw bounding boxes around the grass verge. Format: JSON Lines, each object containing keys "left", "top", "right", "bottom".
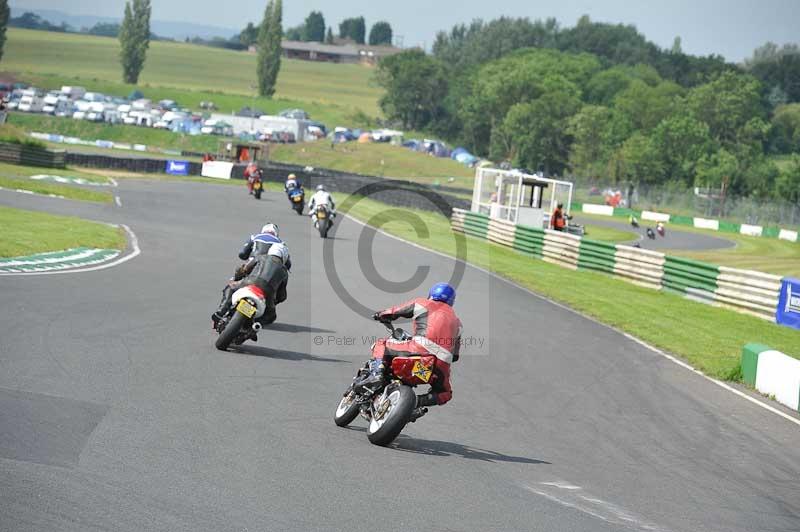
{"left": 270, "top": 141, "right": 474, "bottom": 185}
{"left": 0, "top": 205, "right": 125, "bottom": 257}
{"left": 0, "top": 175, "right": 113, "bottom": 202}
{"left": 0, "top": 161, "right": 111, "bottom": 184}
{"left": 583, "top": 223, "right": 638, "bottom": 243}
{"left": 335, "top": 194, "right": 799, "bottom": 379}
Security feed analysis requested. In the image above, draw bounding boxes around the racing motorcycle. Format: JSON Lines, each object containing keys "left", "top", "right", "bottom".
{"left": 252, "top": 173, "right": 263, "bottom": 200}
{"left": 287, "top": 187, "right": 305, "bottom": 214}
{"left": 214, "top": 284, "right": 267, "bottom": 350}
{"left": 313, "top": 204, "right": 332, "bottom": 238}
{"left": 334, "top": 320, "right": 435, "bottom": 446}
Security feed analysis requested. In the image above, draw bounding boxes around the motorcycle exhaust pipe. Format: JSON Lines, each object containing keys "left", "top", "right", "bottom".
{"left": 252, "top": 322, "right": 262, "bottom": 331}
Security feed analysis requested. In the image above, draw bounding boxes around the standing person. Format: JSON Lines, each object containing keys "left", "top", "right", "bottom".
{"left": 551, "top": 203, "right": 567, "bottom": 231}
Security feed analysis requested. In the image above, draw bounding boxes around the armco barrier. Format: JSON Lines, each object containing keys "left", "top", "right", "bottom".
{"left": 0, "top": 142, "right": 65, "bottom": 168}
{"left": 65, "top": 152, "right": 203, "bottom": 175}
{"left": 450, "top": 208, "right": 784, "bottom": 321}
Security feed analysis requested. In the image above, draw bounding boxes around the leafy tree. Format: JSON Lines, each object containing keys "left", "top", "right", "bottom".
{"left": 303, "top": 11, "right": 325, "bottom": 42}
{"left": 559, "top": 15, "right": 659, "bottom": 67}
{"left": 376, "top": 50, "right": 448, "bottom": 130}
{"left": 119, "top": 0, "right": 151, "bottom": 84}
{"left": 88, "top": 22, "right": 120, "bottom": 37}
{"left": 256, "top": 0, "right": 282, "bottom": 97}
{"left": 369, "top": 21, "right": 392, "bottom": 46}
{"left": 491, "top": 90, "right": 581, "bottom": 175}
{"left": 746, "top": 43, "right": 800, "bottom": 103}
{"left": 607, "top": 133, "right": 661, "bottom": 184}
{"left": 585, "top": 64, "right": 661, "bottom": 105}
{"left": 432, "top": 17, "right": 560, "bottom": 73}
{"left": 9, "top": 11, "right": 70, "bottom": 32}
{"left": 648, "top": 114, "right": 713, "bottom": 184}
{"left": 339, "top": 16, "right": 365, "bottom": 44}
{"left": 775, "top": 155, "right": 800, "bottom": 205}
{"left": 284, "top": 24, "right": 302, "bottom": 41}
{"left": 568, "top": 105, "right": 615, "bottom": 177}
{"left": 769, "top": 103, "right": 800, "bottom": 153}
{"left": 613, "top": 79, "right": 683, "bottom": 132}
{"left": 695, "top": 148, "right": 738, "bottom": 189}
{"left": 239, "top": 22, "right": 258, "bottom": 46}
{"left": 686, "top": 70, "right": 764, "bottom": 148}
{"left": 0, "top": 0, "right": 8, "bottom": 63}
{"left": 325, "top": 26, "right": 334, "bottom": 44}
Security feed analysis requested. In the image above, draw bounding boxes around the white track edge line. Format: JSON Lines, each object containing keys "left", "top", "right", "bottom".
{"left": 343, "top": 213, "right": 800, "bottom": 428}
{"left": 0, "top": 224, "right": 140, "bottom": 276}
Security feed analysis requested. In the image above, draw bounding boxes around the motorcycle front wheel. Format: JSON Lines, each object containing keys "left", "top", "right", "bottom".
{"left": 366, "top": 385, "right": 415, "bottom": 446}
{"left": 334, "top": 389, "right": 360, "bottom": 427}
{"left": 318, "top": 219, "right": 329, "bottom": 238}
{"left": 215, "top": 312, "right": 248, "bottom": 351}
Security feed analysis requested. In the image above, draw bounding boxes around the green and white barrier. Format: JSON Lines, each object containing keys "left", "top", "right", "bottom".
{"left": 571, "top": 202, "right": 797, "bottom": 243}
{"left": 451, "top": 208, "right": 784, "bottom": 321}
{"left": 742, "top": 344, "right": 800, "bottom": 411}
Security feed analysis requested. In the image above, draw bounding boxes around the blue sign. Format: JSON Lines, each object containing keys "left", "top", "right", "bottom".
{"left": 776, "top": 277, "right": 800, "bottom": 330}
{"left": 165, "top": 160, "right": 189, "bottom": 175}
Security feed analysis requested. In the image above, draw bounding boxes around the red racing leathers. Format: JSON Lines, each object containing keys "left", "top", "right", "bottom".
{"left": 372, "top": 297, "right": 462, "bottom": 405}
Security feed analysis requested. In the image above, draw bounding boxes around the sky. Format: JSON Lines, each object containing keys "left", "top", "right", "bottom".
{"left": 14, "top": 0, "right": 800, "bottom": 62}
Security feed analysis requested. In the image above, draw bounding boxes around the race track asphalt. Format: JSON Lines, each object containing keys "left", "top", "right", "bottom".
{"left": 579, "top": 216, "right": 736, "bottom": 251}
{"left": 1, "top": 181, "right": 798, "bottom": 532}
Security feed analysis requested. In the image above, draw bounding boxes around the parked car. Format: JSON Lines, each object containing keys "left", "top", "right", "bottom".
{"left": 279, "top": 108, "right": 309, "bottom": 120}
{"left": 200, "top": 119, "right": 233, "bottom": 136}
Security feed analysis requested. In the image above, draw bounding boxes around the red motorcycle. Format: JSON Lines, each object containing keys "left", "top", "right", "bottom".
{"left": 334, "top": 320, "right": 435, "bottom": 446}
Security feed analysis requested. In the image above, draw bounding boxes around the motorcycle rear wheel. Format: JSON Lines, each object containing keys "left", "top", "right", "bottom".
{"left": 215, "top": 312, "right": 248, "bottom": 351}
{"left": 334, "top": 389, "right": 360, "bottom": 427}
{"left": 366, "top": 385, "right": 415, "bottom": 446}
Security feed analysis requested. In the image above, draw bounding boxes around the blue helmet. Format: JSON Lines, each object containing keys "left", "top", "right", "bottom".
{"left": 428, "top": 282, "right": 456, "bottom": 306}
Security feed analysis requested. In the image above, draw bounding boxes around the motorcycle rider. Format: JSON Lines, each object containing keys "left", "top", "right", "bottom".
{"left": 308, "top": 184, "right": 336, "bottom": 224}
{"left": 358, "top": 283, "right": 462, "bottom": 413}
{"left": 244, "top": 163, "right": 261, "bottom": 195}
{"left": 212, "top": 242, "right": 291, "bottom": 332}
{"left": 238, "top": 223, "right": 286, "bottom": 262}
{"left": 285, "top": 173, "right": 302, "bottom": 191}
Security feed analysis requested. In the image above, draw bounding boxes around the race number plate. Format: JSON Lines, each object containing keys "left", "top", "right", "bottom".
{"left": 254, "top": 182, "right": 262, "bottom": 190}
{"left": 292, "top": 195, "right": 301, "bottom": 202}
{"left": 236, "top": 299, "right": 257, "bottom": 318}
{"left": 411, "top": 359, "right": 433, "bottom": 383}
{"left": 317, "top": 210, "right": 327, "bottom": 218}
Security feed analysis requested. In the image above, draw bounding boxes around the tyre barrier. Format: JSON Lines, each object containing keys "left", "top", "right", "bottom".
{"left": 742, "top": 344, "right": 800, "bottom": 412}
{"left": 451, "top": 208, "right": 785, "bottom": 322}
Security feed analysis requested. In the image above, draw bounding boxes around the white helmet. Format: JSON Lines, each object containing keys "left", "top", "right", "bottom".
{"left": 267, "top": 242, "right": 290, "bottom": 265}
{"left": 316, "top": 184, "right": 326, "bottom": 192}
{"left": 261, "top": 223, "right": 279, "bottom": 237}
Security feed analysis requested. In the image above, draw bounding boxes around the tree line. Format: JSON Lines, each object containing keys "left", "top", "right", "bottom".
{"left": 377, "top": 15, "right": 800, "bottom": 204}
{"left": 276, "top": 13, "right": 392, "bottom": 46}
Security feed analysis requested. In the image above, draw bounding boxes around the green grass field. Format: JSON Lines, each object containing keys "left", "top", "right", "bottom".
{"left": 583, "top": 224, "right": 638, "bottom": 243}
{"left": 8, "top": 112, "right": 221, "bottom": 153}
{"left": 336, "top": 195, "right": 799, "bottom": 379}
{"left": 0, "top": 205, "right": 125, "bottom": 257}
{"left": 0, "top": 174, "right": 112, "bottom": 202}
{"left": 5, "top": 28, "right": 381, "bottom": 124}
{"left": 270, "top": 141, "right": 475, "bottom": 183}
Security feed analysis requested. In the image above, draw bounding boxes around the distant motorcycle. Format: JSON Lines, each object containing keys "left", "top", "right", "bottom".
{"left": 334, "top": 320, "right": 433, "bottom": 446}
{"left": 253, "top": 177, "right": 263, "bottom": 200}
{"left": 287, "top": 187, "right": 305, "bottom": 215}
{"left": 630, "top": 216, "right": 640, "bottom": 228}
{"left": 313, "top": 204, "right": 332, "bottom": 238}
{"left": 213, "top": 284, "right": 267, "bottom": 350}
{"left": 646, "top": 227, "right": 656, "bottom": 240}
{"left": 656, "top": 222, "right": 665, "bottom": 237}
